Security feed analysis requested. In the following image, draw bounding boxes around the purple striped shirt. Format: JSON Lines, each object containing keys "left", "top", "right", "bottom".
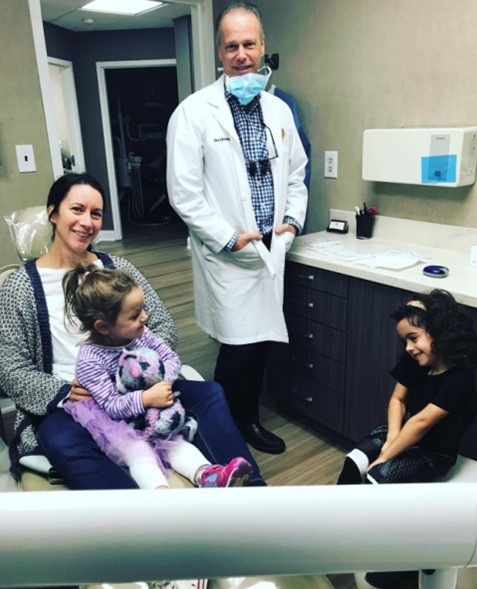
{"left": 75, "top": 326, "right": 181, "bottom": 420}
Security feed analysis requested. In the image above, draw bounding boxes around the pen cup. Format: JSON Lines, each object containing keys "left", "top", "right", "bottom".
{"left": 356, "top": 214, "right": 375, "bottom": 239}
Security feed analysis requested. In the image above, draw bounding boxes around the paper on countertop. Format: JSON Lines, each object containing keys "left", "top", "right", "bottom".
{"left": 306, "top": 240, "right": 432, "bottom": 270}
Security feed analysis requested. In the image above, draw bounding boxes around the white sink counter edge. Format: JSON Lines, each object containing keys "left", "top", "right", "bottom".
{"left": 288, "top": 209, "right": 477, "bottom": 308}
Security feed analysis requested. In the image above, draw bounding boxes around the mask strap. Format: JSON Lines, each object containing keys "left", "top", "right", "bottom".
{"left": 258, "top": 65, "right": 272, "bottom": 77}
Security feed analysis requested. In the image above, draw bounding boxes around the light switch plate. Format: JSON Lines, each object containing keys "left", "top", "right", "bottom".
{"left": 324, "top": 150, "right": 338, "bottom": 178}
{"left": 16, "top": 144, "right": 36, "bottom": 173}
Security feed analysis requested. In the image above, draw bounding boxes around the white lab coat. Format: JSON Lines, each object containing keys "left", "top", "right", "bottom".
{"left": 166, "top": 76, "right": 308, "bottom": 345}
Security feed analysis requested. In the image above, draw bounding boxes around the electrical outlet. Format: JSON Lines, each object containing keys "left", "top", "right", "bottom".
{"left": 16, "top": 144, "right": 36, "bottom": 173}
{"left": 324, "top": 150, "right": 338, "bottom": 179}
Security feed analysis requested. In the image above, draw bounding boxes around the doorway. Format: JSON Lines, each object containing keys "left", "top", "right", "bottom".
{"left": 105, "top": 65, "right": 178, "bottom": 228}
{"left": 97, "top": 59, "right": 179, "bottom": 239}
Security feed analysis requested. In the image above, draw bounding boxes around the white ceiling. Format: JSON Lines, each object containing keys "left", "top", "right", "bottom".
{"left": 40, "top": 0, "right": 191, "bottom": 32}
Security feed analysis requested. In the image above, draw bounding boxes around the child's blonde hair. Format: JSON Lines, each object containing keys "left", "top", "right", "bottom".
{"left": 63, "top": 264, "right": 138, "bottom": 343}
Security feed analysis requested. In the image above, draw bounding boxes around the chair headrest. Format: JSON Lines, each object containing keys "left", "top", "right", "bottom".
{"left": 3, "top": 206, "right": 52, "bottom": 262}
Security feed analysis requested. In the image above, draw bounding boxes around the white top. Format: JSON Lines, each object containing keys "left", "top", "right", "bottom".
{"left": 37, "top": 260, "right": 103, "bottom": 382}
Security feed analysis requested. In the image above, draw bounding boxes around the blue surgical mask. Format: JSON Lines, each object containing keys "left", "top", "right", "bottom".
{"left": 226, "top": 67, "right": 271, "bottom": 106}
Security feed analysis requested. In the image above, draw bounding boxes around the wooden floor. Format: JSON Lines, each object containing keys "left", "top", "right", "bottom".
{"left": 99, "top": 220, "right": 356, "bottom": 589}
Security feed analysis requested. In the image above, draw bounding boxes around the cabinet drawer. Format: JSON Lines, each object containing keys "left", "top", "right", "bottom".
{"left": 290, "top": 348, "right": 345, "bottom": 392}
{"left": 283, "top": 375, "right": 345, "bottom": 434}
{"left": 286, "top": 262, "right": 348, "bottom": 297}
{"left": 276, "top": 381, "right": 314, "bottom": 416}
{"left": 285, "top": 284, "right": 347, "bottom": 330}
{"left": 286, "top": 313, "right": 346, "bottom": 362}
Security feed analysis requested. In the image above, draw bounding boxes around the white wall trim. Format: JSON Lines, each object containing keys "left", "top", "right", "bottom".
{"left": 190, "top": 0, "right": 216, "bottom": 89}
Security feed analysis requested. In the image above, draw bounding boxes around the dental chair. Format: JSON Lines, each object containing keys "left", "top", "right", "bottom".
{"left": 0, "top": 205, "right": 201, "bottom": 491}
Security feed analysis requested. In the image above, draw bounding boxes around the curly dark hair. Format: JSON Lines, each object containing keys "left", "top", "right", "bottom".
{"left": 392, "top": 289, "right": 477, "bottom": 368}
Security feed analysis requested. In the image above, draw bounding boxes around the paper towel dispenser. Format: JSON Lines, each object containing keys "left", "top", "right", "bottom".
{"left": 362, "top": 127, "right": 477, "bottom": 187}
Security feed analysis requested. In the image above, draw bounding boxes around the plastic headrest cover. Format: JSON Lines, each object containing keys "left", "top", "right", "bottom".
{"left": 3, "top": 206, "right": 52, "bottom": 262}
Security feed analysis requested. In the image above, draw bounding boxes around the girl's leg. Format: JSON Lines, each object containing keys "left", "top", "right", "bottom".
{"left": 367, "top": 447, "right": 452, "bottom": 484}
{"left": 174, "top": 379, "right": 266, "bottom": 486}
{"left": 166, "top": 438, "right": 210, "bottom": 484}
{"left": 128, "top": 455, "right": 169, "bottom": 489}
{"left": 167, "top": 439, "right": 252, "bottom": 487}
{"left": 37, "top": 410, "right": 138, "bottom": 490}
{"left": 337, "top": 449, "right": 369, "bottom": 484}
{"left": 337, "top": 425, "right": 387, "bottom": 485}
{"left": 121, "top": 434, "right": 170, "bottom": 489}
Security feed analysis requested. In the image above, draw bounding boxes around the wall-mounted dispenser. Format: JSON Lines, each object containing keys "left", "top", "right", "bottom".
{"left": 362, "top": 127, "right": 477, "bottom": 187}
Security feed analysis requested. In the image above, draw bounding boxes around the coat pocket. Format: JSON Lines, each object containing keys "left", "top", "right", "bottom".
{"left": 228, "top": 241, "right": 265, "bottom": 271}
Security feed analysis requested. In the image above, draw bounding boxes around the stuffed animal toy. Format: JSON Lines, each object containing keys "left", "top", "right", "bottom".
{"left": 116, "top": 347, "right": 197, "bottom": 442}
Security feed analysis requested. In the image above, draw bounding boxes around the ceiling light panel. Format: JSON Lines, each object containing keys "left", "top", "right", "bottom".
{"left": 80, "top": 0, "right": 164, "bottom": 16}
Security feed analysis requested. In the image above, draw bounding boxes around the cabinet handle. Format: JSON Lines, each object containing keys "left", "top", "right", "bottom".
{"left": 304, "top": 362, "right": 314, "bottom": 369}
{"left": 297, "top": 273, "right": 314, "bottom": 281}
{"left": 294, "top": 301, "right": 314, "bottom": 309}
{"left": 303, "top": 333, "right": 314, "bottom": 340}
{"left": 304, "top": 397, "right": 313, "bottom": 403}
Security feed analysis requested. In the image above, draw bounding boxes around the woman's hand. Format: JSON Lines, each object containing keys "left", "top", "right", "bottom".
{"left": 142, "top": 381, "right": 174, "bottom": 409}
{"left": 70, "top": 378, "right": 92, "bottom": 402}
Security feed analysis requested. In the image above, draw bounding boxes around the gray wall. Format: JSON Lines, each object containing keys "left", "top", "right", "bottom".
{"left": 3, "top": 0, "right": 477, "bottom": 266}
{"left": 214, "top": 0, "right": 477, "bottom": 233}
{"left": 0, "top": 0, "right": 54, "bottom": 265}
{"left": 44, "top": 24, "right": 177, "bottom": 231}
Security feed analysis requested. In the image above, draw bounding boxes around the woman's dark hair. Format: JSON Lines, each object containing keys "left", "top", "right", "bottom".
{"left": 215, "top": 1, "right": 264, "bottom": 46}
{"left": 63, "top": 264, "right": 137, "bottom": 344}
{"left": 392, "top": 289, "right": 477, "bottom": 367}
{"left": 47, "top": 172, "right": 106, "bottom": 237}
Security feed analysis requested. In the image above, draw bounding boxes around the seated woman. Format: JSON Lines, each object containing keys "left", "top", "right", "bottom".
{"left": 0, "top": 172, "right": 265, "bottom": 489}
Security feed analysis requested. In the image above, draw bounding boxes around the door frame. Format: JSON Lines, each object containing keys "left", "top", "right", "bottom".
{"left": 48, "top": 57, "right": 86, "bottom": 174}
{"left": 96, "top": 58, "right": 177, "bottom": 241}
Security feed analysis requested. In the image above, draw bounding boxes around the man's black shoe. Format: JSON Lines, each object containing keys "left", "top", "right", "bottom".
{"left": 240, "top": 423, "right": 286, "bottom": 454}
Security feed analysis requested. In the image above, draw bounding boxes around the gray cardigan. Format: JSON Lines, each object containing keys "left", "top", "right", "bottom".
{"left": 0, "top": 252, "right": 178, "bottom": 478}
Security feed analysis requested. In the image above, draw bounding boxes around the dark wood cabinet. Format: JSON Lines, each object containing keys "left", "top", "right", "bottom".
{"left": 343, "top": 277, "right": 410, "bottom": 441}
{"left": 270, "top": 262, "right": 348, "bottom": 436}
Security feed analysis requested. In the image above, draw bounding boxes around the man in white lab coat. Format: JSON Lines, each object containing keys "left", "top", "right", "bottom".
{"left": 166, "top": 1, "right": 308, "bottom": 454}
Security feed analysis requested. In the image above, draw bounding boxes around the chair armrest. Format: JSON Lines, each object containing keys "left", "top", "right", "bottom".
{"left": 0, "top": 398, "right": 15, "bottom": 445}
{"left": 180, "top": 365, "right": 205, "bottom": 381}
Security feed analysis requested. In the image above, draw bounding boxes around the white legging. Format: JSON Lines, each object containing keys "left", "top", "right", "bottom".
{"left": 127, "top": 438, "right": 210, "bottom": 489}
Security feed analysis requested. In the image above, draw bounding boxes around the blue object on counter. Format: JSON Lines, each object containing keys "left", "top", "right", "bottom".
{"left": 423, "top": 265, "right": 449, "bottom": 278}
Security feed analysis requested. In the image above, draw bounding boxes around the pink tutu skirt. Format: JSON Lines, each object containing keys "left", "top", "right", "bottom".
{"left": 64, "top": 399, "right": 181, "bottom": 475}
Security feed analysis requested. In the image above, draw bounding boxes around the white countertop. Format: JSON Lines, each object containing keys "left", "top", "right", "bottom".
{"left": 287, "top": 210, "right": 477, "bottom": 309}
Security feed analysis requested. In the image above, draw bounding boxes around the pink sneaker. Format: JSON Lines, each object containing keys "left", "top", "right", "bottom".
{"left": 199, "top": 457, "right": 252, "bottom": 488}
